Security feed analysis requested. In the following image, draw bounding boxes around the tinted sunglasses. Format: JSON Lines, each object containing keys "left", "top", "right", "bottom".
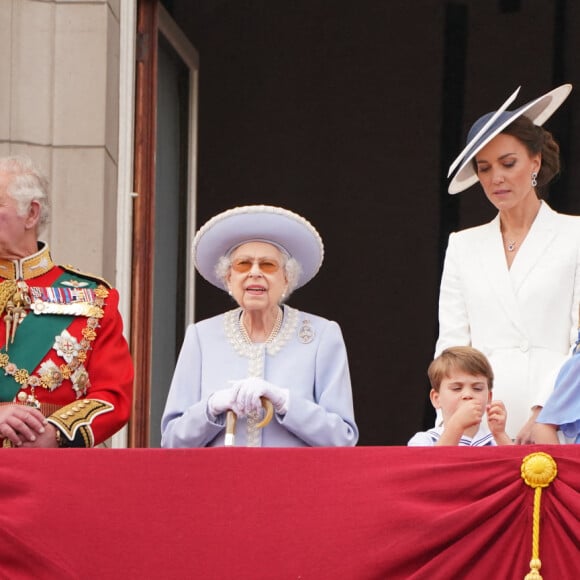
{"left": 231, "top": 258, "right": 281, "bottom": 274}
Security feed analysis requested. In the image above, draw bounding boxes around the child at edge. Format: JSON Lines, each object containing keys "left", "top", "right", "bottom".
{"left": 408, "top": 346, "right": 512, "bottom": 446}
{"left": 533, "top": 343, "right": 580, "bottom": 444}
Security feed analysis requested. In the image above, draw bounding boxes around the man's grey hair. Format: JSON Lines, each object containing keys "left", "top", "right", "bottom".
{"left": 0, "top": 155, "right": 50, "bottom": 229}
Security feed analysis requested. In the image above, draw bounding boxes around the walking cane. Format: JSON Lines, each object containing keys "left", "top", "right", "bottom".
{"left": 225, "top": 397, "right": 274, "bottom": 447}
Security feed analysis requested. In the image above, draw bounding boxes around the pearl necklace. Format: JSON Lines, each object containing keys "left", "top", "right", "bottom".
{"left": 224, "top": 305, "right": 298, "bottom": 360}
{"left": 239, "top": 307, "right": 283, "bottom": 344}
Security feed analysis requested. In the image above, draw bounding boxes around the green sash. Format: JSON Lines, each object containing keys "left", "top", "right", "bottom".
{"left": 0, "top": 273, "right": 97, "bottom": 402}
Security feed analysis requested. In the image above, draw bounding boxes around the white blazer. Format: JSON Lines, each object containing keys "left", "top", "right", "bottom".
{"left": 435, "top": 201, "right": 580, "bottom": 438}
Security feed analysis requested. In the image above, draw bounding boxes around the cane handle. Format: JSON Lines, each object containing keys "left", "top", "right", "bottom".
{"left": 224, "top": 397, "right": 274, "bottom": 446}
{"left": 255, "top": 397, "right": 275, "bottom": 429}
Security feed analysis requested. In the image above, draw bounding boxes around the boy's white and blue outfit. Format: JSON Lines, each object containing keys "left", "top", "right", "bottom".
{"left": 408, "top": 424, "right": 496, "bottom": 446}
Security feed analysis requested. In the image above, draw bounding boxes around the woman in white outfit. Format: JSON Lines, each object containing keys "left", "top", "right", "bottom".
{"left": 436, "top": 84, "right": 580, "bottom": 443}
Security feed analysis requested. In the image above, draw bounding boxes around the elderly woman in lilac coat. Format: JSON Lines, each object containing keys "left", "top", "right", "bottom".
{"left": 161, "top": 205, "right": 358, "bottom": 447}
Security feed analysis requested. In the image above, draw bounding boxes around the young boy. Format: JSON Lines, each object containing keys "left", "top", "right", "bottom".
{"left": 533, "top": 346, "right": 580, "bottom": 444}
{"left": 408, "top": 346, "right": 512, "bottom": 446}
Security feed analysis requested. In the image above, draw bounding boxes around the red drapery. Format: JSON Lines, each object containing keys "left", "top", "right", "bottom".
{"left": 1, "top": 445, "right": 578, "bottom": 579}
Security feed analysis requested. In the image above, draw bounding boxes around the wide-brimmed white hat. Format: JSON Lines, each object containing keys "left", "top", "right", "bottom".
{"left": 448, "top": 83, "right": 572, "bottom": 194}
{"left": 193, "top": 205, "right": 324, "bottom": 289}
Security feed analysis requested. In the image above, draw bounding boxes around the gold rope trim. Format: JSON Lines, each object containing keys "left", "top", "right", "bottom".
{"left": 0, "top": 280, "right": 18, "bottom": 316}
{"left": 520, "top": 452, "right": 558, "bottom": 580}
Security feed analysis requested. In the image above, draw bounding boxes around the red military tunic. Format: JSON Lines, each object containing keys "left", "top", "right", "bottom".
{"left": 0, "top": 243, "right": 133, "bottom": 447}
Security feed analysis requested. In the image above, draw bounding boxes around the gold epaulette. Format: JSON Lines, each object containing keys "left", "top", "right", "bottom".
{"left": 61, "top": 264, "right": 112, "bottom": 289}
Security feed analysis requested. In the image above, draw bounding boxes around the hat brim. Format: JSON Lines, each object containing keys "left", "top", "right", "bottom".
{"left": 193, "top": 205, "right": 324, "bottom": 290}
{"left": 448, "top": 84, "right": 572, "bottom": 194}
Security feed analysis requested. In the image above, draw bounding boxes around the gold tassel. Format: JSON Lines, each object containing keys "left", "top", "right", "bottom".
{"left": 520, "top": 452, "right": 558, "bottom": 580}
{"left": 0, "top": 281, "right": 29, "bottom": 347}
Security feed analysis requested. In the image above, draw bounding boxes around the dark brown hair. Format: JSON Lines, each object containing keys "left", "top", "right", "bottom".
{"left": 473, "top": 115, "right": 560, "bottom": 198}
{"left": 502, "top": 115, "right": 560, "bottom": 196}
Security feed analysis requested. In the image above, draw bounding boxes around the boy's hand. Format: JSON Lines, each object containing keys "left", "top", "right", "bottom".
{"left": 447, "top": 399, "right": 485, "bottom": 431}
{"left": 486, "top": 400, "right": 507, "bottom": 434}
{"left": 436, "top": 399, "right": 484, "bottom": 446}
{"left": 487, "top": 400, "right": 513, "bottom": 445}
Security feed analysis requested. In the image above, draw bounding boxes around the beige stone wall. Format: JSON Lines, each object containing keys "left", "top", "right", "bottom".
{"left": 0, "top": 0, "right": 121, "bottom": 283}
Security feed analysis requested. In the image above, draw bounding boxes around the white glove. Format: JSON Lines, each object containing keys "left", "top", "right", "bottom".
{"left": 207, "top": 384, "right": 241, "bottom": 419}
{"left": 233, "top": 377, "right": 289, "bottom": 416}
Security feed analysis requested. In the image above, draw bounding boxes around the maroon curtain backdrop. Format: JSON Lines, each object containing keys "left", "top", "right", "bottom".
{"left": 1, "top": 446, "right": 578, "bottom": 579}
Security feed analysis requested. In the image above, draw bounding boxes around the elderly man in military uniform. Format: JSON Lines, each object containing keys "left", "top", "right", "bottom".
{"left": 0, "top": 155, "right": 133, "bottom": 447}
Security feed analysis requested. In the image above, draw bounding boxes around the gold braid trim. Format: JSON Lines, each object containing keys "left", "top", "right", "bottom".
{"left": 0, "top": 280, "right": 18, "bottom": 316}
{"left": 521, "top": 452, "right": 558, "bottom": 580}
{"left": 46, "top": 398, "right": 114, "bottom": 448}
{"left": 61, "top": 265, "right": 112, "bottom": 289}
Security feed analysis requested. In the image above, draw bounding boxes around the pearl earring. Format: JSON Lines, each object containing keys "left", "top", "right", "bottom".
{"left": 531, "top": 172, "right": 538, "bottom": 187}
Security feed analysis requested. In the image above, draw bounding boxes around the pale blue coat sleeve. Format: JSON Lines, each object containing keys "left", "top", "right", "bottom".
{"left": 160, "top": 323, "right": 227, "bottom": 448}
{"left": 277, "top": 320, "right": 358, "bottom": 447}
{"left": 537, "top": 349, "right": 580, "bottom": 442}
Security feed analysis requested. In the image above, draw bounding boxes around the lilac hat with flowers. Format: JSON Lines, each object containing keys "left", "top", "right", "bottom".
{"left": 448, "top": 84, "right": 572, "bottom": 194}
{"left": 193, "top": 205, "right": 324, "bottom": 289}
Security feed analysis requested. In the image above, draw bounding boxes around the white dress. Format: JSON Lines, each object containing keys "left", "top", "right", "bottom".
{"left": 435, "top": 202, "right": 580, "bottom": 438}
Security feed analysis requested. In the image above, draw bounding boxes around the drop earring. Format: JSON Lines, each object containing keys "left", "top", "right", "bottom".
{"left": 531, "top": 172, "right": 538, "bottom": 187}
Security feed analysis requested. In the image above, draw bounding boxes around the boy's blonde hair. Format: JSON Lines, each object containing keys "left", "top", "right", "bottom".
{"left": 428, "top": 346, "right": 494, "bottom": 392}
